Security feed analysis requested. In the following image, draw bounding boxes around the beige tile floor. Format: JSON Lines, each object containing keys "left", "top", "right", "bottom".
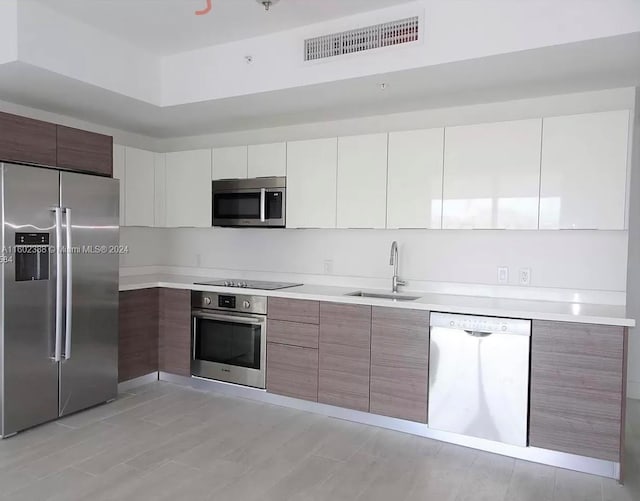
{"left": 0, "top": 381, "right": 638, "bottom": 501}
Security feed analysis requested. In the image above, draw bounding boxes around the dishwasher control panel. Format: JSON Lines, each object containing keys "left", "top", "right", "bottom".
{"left": 430, "top": 312, "right": 531, "bottom": 336}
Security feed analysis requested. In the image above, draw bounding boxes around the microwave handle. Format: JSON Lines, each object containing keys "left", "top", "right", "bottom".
{"left": 260, "top": 188, "right": 266, "bottom": 222}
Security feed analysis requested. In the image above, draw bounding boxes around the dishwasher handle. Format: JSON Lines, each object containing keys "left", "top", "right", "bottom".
{"left": 465, "top": 330, "right": 493, "bottom": 338}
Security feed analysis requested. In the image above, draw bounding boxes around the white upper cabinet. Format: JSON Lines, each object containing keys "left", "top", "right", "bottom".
{"left": 212, "top": 146, "right": 248, "bottom": 180}
{"left": 387, "top": 129, "right": 444, "bottom": 229}
{"left": 442, "top": 119, "right": 542, "bottom": 230}
{"left": 286, "top": 138, "right": 337, "bottom": 228}
{"left": 337, "top": 133, "right": 388, "bottom": 229}
{"left": 539, "top": 110, "right": 630, "bottom": 230}
{"left": 112, "top": 144, "right": 126, "bottom": 226}
{"left": 165, "top": 149, "right": 212, "bottom": 228}
{"left": 124, "top": 147, "right": 155, "bottom": 227}
{"left": 153, "top": 153, "right": 166, "bottom": 228}
{"left": 248, "top": 142, "right": 286, "bottom": 178}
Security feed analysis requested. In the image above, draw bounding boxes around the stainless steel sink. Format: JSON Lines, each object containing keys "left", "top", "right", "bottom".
{"left": 345, "top": 291, "right": 421, "bottom": 301}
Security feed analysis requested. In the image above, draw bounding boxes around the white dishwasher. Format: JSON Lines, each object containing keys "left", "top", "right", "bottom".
{"left": 428, "top": 313, "right": 531, "bottom": 447}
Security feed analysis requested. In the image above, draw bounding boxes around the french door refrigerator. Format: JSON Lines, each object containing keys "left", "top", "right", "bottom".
{"left": 0, "top": 163, "right": 119, "bottom": 437}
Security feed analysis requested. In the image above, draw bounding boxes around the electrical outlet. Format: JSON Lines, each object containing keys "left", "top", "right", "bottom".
{"left": 497, "top": 267, "right": 509, "bottom": 284}
{"left": 195, "top": 253, "right": 201, "bottom": 268}
{"left": 323, "top": 259, "right": 333, "bottom": 274}
{"left": 519, "top": 268, "right": 531, "bottom": 286}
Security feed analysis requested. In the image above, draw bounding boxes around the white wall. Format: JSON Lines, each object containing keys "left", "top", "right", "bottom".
{"left": 627, "top": 88, "right": 640, "bottom": 399}
{"left": 162, "top": 0, "right": 640, "bottom": 105}
{"left": 162, "top": 87, "right": 636, "bottom": 150}
{"left": 152, "top": 227, "right": 626, "bottom": 293}
{"left": 0, "top": 0, "right": 18, "bottom": 64}
{"left": 17, "top": 0, "right": 161, "bottom": 105}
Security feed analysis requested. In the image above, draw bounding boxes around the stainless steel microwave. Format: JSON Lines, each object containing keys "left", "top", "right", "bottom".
{"left": 212, "top": 177, "right": 286, "bottom": 227}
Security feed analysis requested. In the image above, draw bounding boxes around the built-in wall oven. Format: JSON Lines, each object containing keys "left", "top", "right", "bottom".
{"left": 191, "top": 291, "right": 267, "bottom": 388}
{"left": 212, "top": 177, "right": 286, "bottom": 227}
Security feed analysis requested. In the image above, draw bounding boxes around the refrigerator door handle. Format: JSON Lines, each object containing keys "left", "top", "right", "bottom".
{"left": 64, "top": 208, "right": 73, "bottom": 360}
{"left": 53, "top": 207, "right": 63, "bottom": 362}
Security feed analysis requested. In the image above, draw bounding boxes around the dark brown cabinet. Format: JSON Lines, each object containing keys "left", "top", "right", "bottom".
{"left": 158, "top": 288, "right": 192, "bottom": 377}
{"left": 370, "top": 307, "right": 430, "bottom": 423}
{"left": 267, "top": 343, "right": 319, "bottom": 401}
{"left": 318, "top": 302, "right": 371, "bottom": 412}
{"left": 118, "top": 289, "right": 159, "bottom": 383}
{"left": 529, "top": 320, "right": 626, "bottom": 461}
{"left": 56, "top": 125, "right": 113, "bottom": 176}
{"left": 266, "top": 298, "right": 320, "bottom": 401}
{"left": 0, "top": 111, "right": 57, "bottom": 166}
{"left": 0, "top": 112, "right": 113, "bottom": 176}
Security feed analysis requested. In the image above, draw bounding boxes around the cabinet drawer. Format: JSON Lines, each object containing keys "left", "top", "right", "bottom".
{"left": 268, "top": 298, "right": 319, "bottom": 324}
{"left": 267, "top": 343, "right": 318, "bottom": 402}
{"left": 268, "top": 320, "right": 318, "bottom": 349}
{"left": 0, "top": 111, "right": 57, "bottom": 166}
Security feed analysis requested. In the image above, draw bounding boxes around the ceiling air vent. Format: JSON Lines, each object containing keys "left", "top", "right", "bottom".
{"left": 304, "top": 16, "right": 419, "bottom": 62}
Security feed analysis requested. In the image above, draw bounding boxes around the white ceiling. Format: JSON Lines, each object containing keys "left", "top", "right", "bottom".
{"left": 1, "top": 33, "right": 638, "bottom": 138}
{"left": 35, "top": 0, "right": 413, "bottom": 55}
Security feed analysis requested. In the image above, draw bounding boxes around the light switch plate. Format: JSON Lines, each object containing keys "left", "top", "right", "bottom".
{"left": 497, "top": 267, "right": 509, "bottom": 284}
{"left": 323, "top": 259, "right": 333, "bottom": 274}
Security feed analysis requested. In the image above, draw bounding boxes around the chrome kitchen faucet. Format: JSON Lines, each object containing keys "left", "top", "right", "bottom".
{"left": 389, "top": 241, "right": 407, "bottom": 293}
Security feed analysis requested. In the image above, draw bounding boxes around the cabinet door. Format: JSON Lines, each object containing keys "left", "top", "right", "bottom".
{"left": 318, "top": 303, "right": 371, "bottom": 412}
{"left": 442, "top": 119, "right": 542, "bottom": 229}
{"left": 539, "top": 110, "right": 629, "bottom": 230}
{"left": 286, "top": 138, "right": 337, "bottom": 228}
{"left": 56, "top": 125, "right": 113, "bottom": 176}
{"left": 165, "top": 149, "right": 212, "bottom": 227}
{"left": 154, "top": 153, "right": 166, "bottom": 227}
{"left": 158, "top": 288, "right": 191, "bottom": 377}
{"left": 529, "top": 320, "right": 625, "bottom": 461}
{"left": 124, "top": 147, "right": 155, "bottom": 227}
{"left": 387, "top": 129, "right": 444, "bottom": 229}
{"left": 119, "top": 289, "right": 159, "bottom": 382}
{"left": 370, "top": 307, "right": 430, "bottom": 423}
{"left": 337, "top": 133, "right": 388, "bottom": 229}
{"left": 267, "top": 343, "right": 318, "bottom": 401}
{"left": 213, "top": 146, "right": 247, "bottom": 180}
{"left": 0, "top": 111, "right": 57, "bottom": 166}
{"left": 112, "top": 144, "right": 126, "bottom": 226}
{"left": 248, "top": 142, "right": 286, "bottom": 178}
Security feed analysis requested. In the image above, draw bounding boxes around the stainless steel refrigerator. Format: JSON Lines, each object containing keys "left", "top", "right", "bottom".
{"left": 0, "top": 163, "right": 119, "bottom": 437}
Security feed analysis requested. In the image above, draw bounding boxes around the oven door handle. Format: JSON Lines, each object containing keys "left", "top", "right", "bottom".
{"left": 192, "top": 311, "right": 266, "bottom": 325}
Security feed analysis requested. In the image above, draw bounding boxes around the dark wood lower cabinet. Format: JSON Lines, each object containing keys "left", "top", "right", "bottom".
{"left": 370, "top": 307, "right": 430, "bottom": 423}
{"left": 118, "top": 289, "right": 159, "bottom": 383}
{"left": 318, "top": 303, "right": 371, "bottom": 412}
{"left": 267, "top": 342, "right": 318, "bottom": 401}
{"left": 529, "top": 320, "right": 626, "bottom": 461}
{"left": 158, "top": 288, "right": 192, "bottom": 377}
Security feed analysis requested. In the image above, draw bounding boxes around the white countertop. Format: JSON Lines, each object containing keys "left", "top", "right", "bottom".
{"left": 119, "top": 274, "right": 635, "bottom": 327}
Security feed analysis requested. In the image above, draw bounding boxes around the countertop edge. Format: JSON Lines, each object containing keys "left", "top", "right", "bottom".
{"left": 119, "top": 279, "right": 636, "bottom": 328}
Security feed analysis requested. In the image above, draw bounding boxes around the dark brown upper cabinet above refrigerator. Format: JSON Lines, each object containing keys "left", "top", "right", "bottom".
{"left": 56, "top": 125, "right": 113, "bottom": 177}
{"left": 0, "top": 111, "right": 57, "bottom": 167}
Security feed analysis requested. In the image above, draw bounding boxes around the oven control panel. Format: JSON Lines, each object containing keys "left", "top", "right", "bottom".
{"left": 192, "top": 291, "right": 267, "bottom": 315}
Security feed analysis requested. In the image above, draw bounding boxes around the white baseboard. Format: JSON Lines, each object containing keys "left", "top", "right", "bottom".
{"left": 118, "top": 372, "right": 159, "bottom": 392}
